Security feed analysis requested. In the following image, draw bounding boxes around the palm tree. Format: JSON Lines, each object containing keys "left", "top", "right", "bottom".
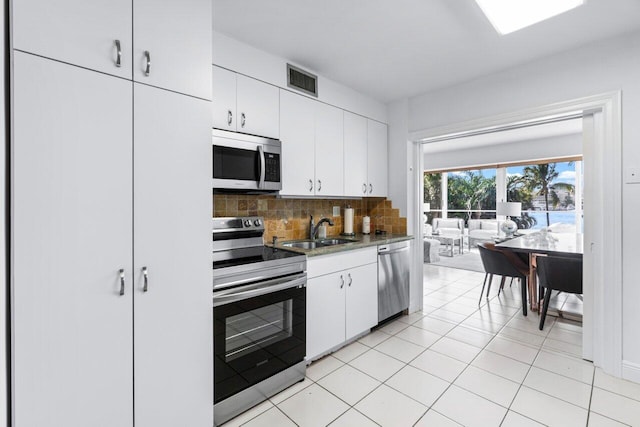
{"left": 523, "top": 163, "right": 575, "bottom": 226}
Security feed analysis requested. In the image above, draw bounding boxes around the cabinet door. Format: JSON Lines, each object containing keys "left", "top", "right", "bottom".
{"left": 343, "top": 112, "right": 368, "bottom": 197}
{"left": 12, "top": 52, "right": 133, "bottom": 427}
{"left": 280, "top": 90, "right": 316, "bottom": 196}
{"left": 133, "top": 0, "right": 212, "bottom": 100}
{"left": 133, "top": 84, "right": 213, "bottom": 427}
{"left": 306, "top": 272, "right": 346, "bottom": 360}
{"left": 13, "top": 0, "right": 132, "bottom": 79}
{"left": 212, "top": 65, "right": 237, "bottom": 131}
{"left": 315, "top": 102, "right": 344, "bottom": 197}
{"left": 367, "top": 120, "right": 388, "bottom": 197}
{"left": 345, "top": 263, "right": 379, "bottom": 340}
{"left": 237, "top": 74, "right": 280, "bottom": 138}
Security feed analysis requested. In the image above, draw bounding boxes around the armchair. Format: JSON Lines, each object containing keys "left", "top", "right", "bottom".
{"left": 468, "top": 219, "right": 499, "bottom": 250}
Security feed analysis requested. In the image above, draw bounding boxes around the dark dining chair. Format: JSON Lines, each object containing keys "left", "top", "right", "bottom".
{"left": 536, "top": 256, "right": 583, "bottom": 330}
{"left": 477, "top": 242, "right": 529, "bottom": 316}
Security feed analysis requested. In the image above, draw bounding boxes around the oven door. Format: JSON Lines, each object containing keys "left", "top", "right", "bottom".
{"left": 212, "top": 131, "right": 281, "bottom": 192}
{"left": 213, "top": 273, "right": 306, "bottom": 404}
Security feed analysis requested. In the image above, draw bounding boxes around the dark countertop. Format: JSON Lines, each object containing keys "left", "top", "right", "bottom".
{"left": 270, "top": 233, "right": 413, "bottom": 257}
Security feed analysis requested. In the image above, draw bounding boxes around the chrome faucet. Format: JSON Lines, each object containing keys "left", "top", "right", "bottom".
{"left": 309, "top": 215, "right": 334, "bottom": 240}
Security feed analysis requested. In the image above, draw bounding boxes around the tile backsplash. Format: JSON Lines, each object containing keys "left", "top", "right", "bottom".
{"left": 213, "top": 194, "right": 407, "bottom": 242}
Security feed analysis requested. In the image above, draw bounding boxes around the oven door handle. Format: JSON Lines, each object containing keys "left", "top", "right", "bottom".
{"left": 257, "top": 145, "right": 266, "bottom": 189}
{"left": 213, "top": 273, "right": 306, "bottom": 307}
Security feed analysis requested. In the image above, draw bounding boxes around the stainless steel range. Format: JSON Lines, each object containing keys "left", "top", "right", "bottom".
{"left": 212, "top": 216, "right": 306, "bottom": 426}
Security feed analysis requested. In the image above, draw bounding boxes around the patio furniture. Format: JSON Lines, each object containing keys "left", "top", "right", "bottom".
{"left": 423, "top": 238, "right": 441, "bottom": 263}
{"left": 431, "top": 234, "right": 463, "bottom": 257}
{"left": 468, "top": 219, "right": 499, "bottom": 250}
{"left": 431, "top": 218, "right": 465, "bottom": 255}
{"left": 477, "top": 242, "right": 529, "bottom": 316}
{"left": 536, "top": 255, "right": 583, "bottom": 330}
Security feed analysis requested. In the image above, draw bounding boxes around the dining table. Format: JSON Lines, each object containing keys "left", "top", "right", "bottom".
{"left": 496, "top": 232, "right": 583, "bottom": 311}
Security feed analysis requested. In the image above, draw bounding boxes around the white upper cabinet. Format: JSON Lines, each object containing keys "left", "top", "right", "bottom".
{"left": 133, "top": 84, "right": 212, "bottom": 427}
{"left": 12, "top": 52, "right": 134, "bottom": 427}
{"left": 314, "top": 102, "right": 344, "bottom": 196}
{"left": 367, "top": 119, "right": 388, "bottom": 197}
{"left": 344, "top": 112, "right": 388, "bottom": 197}
{"left": 236, "top": 74, "right": 280, "bottom": 138}
{"left": 13, "top": 0, "right": 212, "bottom": 99}
{"left": 12, "top": 0, "right": 132, "bottom": 79}
{"left": 280, "top": 89, "right": 315, "bottom": 195}
{"left": 213, "top": 65, "right": 280, "bottom": 139}
{"left": 212, "top": 66, "right": 237, "bottom": 131}
{"left": 134, "top": 0, "right": 212, "bottom": 99}
{"left": 280, "top": 90, "right": 344, "bottom": 197}
{"left": 343, "top": 112, "right": 368, "bottom": 197}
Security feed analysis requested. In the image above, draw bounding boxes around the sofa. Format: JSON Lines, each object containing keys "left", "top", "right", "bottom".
{"left": 468, "top": 219, "right": 499, "bottom": 250}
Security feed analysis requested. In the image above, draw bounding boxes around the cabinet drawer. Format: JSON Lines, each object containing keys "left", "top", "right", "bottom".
{"left": 308, "top": 247, "right": 377, "bottom": 278}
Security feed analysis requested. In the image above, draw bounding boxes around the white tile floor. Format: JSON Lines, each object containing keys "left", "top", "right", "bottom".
{"left": 222, "top": 265, "right": 640, "bottom": 427}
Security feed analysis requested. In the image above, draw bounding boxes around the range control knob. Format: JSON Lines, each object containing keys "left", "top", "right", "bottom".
{"left": 254, "top": 219, "right": 262, "bottom": 227}
{"left": 244, "top": 219, "right": 252, "bottom": 228}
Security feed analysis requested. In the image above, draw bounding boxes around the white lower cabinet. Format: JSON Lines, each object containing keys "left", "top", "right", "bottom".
{"left": 306, "top": 248, "right": 378, "bottom": 361}
{"left": 13, "top": 51, "right": 134, "bottom": 427}
{"left": 12, "top": 52, "right": 212, "bottom": 426}
{"left": 133, "top": 84, "right": 212, "bottom": 427}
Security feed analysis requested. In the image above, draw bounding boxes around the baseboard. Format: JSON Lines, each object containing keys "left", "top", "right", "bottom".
{"left": 622, "top": 360, "right": 640, "bottom": 384}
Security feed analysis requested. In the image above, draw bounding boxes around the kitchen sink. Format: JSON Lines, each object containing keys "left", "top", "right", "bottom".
{"left": 281, "top": 238, "right": 357, "bottom": 249}
{"left": 282, "top": 241, "right": 318, "bottom": 249}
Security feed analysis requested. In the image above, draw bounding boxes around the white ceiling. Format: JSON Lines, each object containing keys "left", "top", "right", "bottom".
{"left": 212, "top": 0, "right": 640, "bottom": 103}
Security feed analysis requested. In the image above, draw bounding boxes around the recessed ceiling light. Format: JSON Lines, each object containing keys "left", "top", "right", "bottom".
{"left": 475, "top": 0, "right": 585, "bottom": 35}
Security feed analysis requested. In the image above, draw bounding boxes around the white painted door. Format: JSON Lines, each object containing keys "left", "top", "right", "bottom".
{"left": 345, "top": 264, "right": 378, "bottom": 340}
{"left": 212, "top": 65, "right": 237, "bottom": 131}
{"left": 237, "top": 75, "right": 280, "bottom": 138}
{"left": 343, "top": 112, "right": 368, "bottom": 197}
{"left": 315, "top": 102, "right": 344, "bottom": 197}
{"left": 367, "top": 120, "right": 388, "bottom": 197}
{"left": 306, "top": 272, "right": 346, "bottom": 360}
{"left": 133, "top": 0, "right": 212, "bottom": 100}
{"left": 280, "top": 90, "right": 316, "bottom": 196}
{"left": 12, "top": 0, "right": 132, "bottom": 79}
{"left": 12, "top": 52, "right": 133, "bottom": 427}
{"left": 133, "top": 84, "right": 213, "bottom": 427}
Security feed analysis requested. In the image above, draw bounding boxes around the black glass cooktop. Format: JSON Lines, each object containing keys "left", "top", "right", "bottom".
{"left": 213, "top": 246, "right": 303, "bottom": 270}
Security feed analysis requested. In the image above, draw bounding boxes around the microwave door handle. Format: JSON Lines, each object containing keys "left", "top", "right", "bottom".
{"left": 257, "top": 145, "right": 266, "bottom": 189}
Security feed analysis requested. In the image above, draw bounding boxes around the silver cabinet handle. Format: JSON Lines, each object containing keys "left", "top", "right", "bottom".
{"left": 348, "top": 273, "right": 353, "bottom": 287}
{"left": 114, "top": 40, "right": 122, "bottom": 67}
{"left": 241, "top": 112, "right": 246, "bottom": 128}
{"left": 317, "top": 179, "right": 322, "bottom": 192}
{"left": 142, "top": 266, "right": 148, "bottom": 292}
{"left": 144, "top": 50, "right": 151, "bottom": 76}
{"left": 119, "top": 269, "right": 125, "bottom": 296}
{"left": 340, "top": 275, "right": 344, "bottom": 289}
{"left": 362, "top": 183, "right": 367, "bottom": 194}
{"left": 308, "top": 179, "right": 313, "bottom": 192}
{"left": 227, "top": 110, "right": 233, "bottom": 126}
{"left": 369, "top": 183, "right": 373, "bottom": 194}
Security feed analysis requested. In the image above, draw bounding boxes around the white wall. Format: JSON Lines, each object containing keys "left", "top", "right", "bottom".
{"left": 213, "top": 31, "right": 387, "bottom": 123}
{"left": 423, "top": 133, "right": 582, "bottom": 171}
{"left": 392, "top": 30, "right": 640, "bottom": 378}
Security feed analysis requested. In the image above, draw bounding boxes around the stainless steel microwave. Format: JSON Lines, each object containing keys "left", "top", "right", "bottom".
{"left": 212, "top": 129, "right": 282, "bottom": 192}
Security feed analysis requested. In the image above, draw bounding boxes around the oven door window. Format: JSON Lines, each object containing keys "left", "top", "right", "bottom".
{"left": 214, "top": 285, "right": 305, "bottom": 403}
{"left": 213, "top": 145, "right": 259, "bottom": 181}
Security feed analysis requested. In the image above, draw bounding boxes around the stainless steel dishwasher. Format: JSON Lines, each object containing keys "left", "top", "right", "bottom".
{"left": 378, "top": 241, "right": 411, "bottom": 322}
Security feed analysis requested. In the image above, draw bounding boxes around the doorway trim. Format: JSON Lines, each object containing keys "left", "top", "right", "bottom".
{"left": 410, "top": 91, "right": 622, "bottom": 377}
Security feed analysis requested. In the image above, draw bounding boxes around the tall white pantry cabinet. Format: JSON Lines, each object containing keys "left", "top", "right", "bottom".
{"left": 10, "top": 1, "right": 213, "bottom": 426}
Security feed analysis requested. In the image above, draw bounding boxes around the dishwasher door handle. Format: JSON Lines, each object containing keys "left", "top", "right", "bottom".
{"left": 378, "top": 246, "right": 410, "bottom": 255}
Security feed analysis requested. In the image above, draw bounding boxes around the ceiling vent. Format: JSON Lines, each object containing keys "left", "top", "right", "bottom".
{"left": 287, "top": 64, "right": 318, "bottom": 97}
